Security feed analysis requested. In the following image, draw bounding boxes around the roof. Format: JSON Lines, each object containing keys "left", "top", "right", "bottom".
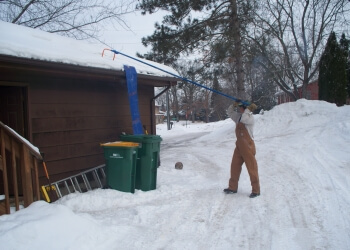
{"left": 0, "top": 21, "right": 178, "bottom": 78}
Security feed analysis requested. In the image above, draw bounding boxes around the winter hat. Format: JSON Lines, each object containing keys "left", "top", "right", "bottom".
{"left": 247, "top": 103, "right": 257, "bottom": 112}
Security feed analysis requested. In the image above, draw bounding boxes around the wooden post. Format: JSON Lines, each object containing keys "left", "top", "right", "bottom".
{"left": 11, "top": 138, "right": 19, "bottom": 211}
{"left": 21, "top": 144, "right": 33, "bottom": 207}
{"left": 33, "top": 158, "right": 40, "bottom": 201}
{"left": 0, "top": 128, "right": 10, "bottom": 214}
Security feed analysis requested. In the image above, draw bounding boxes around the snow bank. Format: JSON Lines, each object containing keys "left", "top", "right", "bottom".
{"left": 0, "top": 201, "right": 118, "bottom": 249}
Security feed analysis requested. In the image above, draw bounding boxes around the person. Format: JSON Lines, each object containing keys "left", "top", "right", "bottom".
{"left": 223, "top": 101, "right": 260, "bottom": 198}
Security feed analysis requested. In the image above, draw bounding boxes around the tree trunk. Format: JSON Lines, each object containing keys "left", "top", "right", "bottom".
{"left": 230, "top": 0, "right": 247, "bottom": 100}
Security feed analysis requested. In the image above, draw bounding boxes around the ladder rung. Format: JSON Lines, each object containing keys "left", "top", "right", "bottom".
{"left": 100, "top": 167, "right": 106, "bottom": 178}
{"left": 73, "top": 177, "right": 82, "bottom": 192}
{"left": 55, "top": 183, "right": 62, "bottom": 198}
{"left": 69, "top": 178, "right": 77, "bottom": 192}
{"left": 64, "top": 181, "right": 71, "bottom": 194}
{"left": 82, "top": 174, "right": 91, "bottom": 190}
{"left": 93, "top": 170, "right": 103, "bottom": 188}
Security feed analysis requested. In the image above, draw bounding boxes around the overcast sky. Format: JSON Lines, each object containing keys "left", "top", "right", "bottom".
{"left": 91, "top": 10, "right": 166, "bottom": 57}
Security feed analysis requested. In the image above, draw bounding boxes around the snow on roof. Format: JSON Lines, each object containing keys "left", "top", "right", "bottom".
{"left": 0, "top": 21, "right": 178, "bottom": 78}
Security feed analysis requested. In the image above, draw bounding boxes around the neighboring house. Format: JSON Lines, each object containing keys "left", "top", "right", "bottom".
{"left": 155, "top": 104, "right": 165, "bottom": 124}
{"left": 0, "top": 20, "right": 177, "bottom": 191}
{"left": 276, "top": 80, "right": 319, "bottom": 104}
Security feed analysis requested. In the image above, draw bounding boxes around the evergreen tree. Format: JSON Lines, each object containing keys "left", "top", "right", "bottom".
{"left": 339, "top": 34, "right": 350, "bottom": 100}
{"left": 319, "top": 32, "right": 335, "bottom": 102}
{"left": 137, "top": 0, "right": 256, "bottom": 100}
{"left": 319, "top": 32, "right": 347, "bottom": 106}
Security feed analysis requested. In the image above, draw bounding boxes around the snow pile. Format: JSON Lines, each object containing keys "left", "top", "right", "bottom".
{"left": 0, "top": 99, "right": 349, "bottom": 250}
{"left": 0, "top": 21, "right": 177, "bottom": 77}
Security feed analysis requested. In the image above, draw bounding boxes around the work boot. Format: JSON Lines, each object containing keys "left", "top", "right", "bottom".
{"left": 223, "top": 188, "right": 237, "bottom": 194}
{"left": 249, "top": 193, "right": 260, "bottom": 198}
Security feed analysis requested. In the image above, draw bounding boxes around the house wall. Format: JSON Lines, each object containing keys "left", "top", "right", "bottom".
{"left": 277, "top": 81, "right": 319, "bottom": 105}
{"left": 0, "top": 59, "right": 156, "bottom": 183}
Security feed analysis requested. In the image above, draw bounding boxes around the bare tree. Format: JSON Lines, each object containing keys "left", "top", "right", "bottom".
{"left": 0, "top": 0, "right": 136, "bottom": 40}
{"left": 248, "top": 0, "right": 350, "bottom": 100}
{"left": 172, "top": 60, "right": 210, "bottom": 122}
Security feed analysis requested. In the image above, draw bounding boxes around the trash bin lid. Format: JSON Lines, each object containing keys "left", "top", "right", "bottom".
{"left": 120, "top": 134, "right": 162, "bottom": 142}
{"left": 100, "top": 141, "right": 139, "bottom": 147}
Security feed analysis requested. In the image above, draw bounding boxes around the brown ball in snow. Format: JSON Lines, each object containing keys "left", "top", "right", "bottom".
{"left": 175, "top": 162, "right": 183, "bottom": 170}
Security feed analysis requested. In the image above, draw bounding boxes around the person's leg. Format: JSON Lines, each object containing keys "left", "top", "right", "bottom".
{"left": 245, "top": 156, "right": 260, "bottom": 194}
{"left": 242, "top": 141, "right": 260, "bottom": 194}
{"left": 228, "top": 147, "right": 244, "bottom": 191}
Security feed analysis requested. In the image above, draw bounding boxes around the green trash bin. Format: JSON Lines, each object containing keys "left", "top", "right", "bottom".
{"left": 100, "top": 141, "right": 139, "bottom": 193}
{"left": 119, "top": 134, "right": 162, "bottom": 191}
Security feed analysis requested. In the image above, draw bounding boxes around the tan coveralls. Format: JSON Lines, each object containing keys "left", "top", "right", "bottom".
{"left": 227, "top": 105, "right": 260, "bottom": 194}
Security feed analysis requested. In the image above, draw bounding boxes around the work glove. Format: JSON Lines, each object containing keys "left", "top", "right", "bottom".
{"left": 233, "top": 99, "right": 241, "bottom": 107}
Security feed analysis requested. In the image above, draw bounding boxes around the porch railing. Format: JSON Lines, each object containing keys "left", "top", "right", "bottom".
{"left": 0, "top": 121, "right": 42, "bottom": 215}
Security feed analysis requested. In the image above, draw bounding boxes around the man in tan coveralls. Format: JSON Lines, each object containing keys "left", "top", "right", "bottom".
{"left": 224, "top": 101, "right": 260, "bottom": 198}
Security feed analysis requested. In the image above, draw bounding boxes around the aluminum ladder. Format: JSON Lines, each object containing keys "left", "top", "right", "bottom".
{"left": 41, "top": 164, "right": 106, "bottom": 202}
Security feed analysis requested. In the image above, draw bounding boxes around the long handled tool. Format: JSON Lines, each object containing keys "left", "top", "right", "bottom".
{"left": 41, "top": 161, "right": 58, "bottom": 202}
{"left": 102, "top": 49, "right": 250, "bottom": 106}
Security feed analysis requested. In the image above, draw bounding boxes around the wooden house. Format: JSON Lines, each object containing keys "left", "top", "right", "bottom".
{"left": 0, "top": 21, "right": 177, "bottom": 211}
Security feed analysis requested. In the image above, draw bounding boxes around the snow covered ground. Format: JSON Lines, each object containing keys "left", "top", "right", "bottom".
{"left": 1, "top": 99, "right": 349, "bottom": 250}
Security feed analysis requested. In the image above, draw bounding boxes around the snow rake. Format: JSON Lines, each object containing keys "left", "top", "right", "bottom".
{"left": 102, "top": 49, "right": 251, "bottom": 107}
